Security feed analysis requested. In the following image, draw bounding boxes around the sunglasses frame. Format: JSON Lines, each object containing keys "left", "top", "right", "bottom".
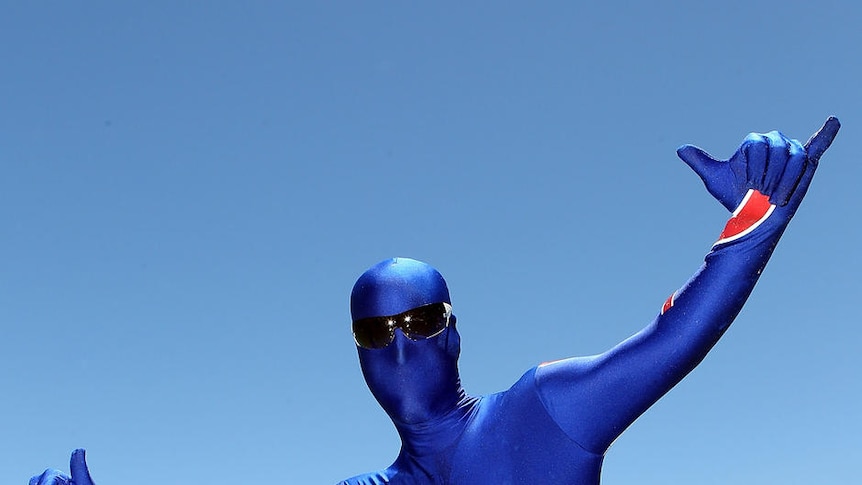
{"left": 352, "top": 302, "right": 453, "bottom": 349}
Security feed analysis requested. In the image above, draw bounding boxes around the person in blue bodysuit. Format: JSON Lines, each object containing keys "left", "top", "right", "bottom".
{"left": 31, "top": 118, "right": 840, "bottom": 485}
{"left": 339, "top": 117, "right": 840, "bottom": 485}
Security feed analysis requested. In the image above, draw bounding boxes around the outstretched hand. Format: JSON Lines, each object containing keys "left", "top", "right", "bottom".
{"left": 677, "top": 117, "right": 840, "bottom": 212}
{"left": 30, "top": 449, "right": 95, "bottom": 485}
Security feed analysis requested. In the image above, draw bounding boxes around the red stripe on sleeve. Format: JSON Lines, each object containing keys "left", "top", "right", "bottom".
{"left": 715, "top": 189, "right": 775, "bottom": 246}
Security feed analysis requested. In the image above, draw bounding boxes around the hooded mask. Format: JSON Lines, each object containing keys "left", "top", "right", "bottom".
{"left": 350, "top": 258, "right": 464, "bottom": 425}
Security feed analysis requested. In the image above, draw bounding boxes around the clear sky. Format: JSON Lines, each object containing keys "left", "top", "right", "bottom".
{"left": 1, "top": 2, "right": 859, "bottom": 484}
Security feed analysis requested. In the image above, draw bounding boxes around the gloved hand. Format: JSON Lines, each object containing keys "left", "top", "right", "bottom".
{"left": 29, "top": 449, "right": 95, "bottom": 485}
{"left": 677, "top": 116, "right": 840, "bottom": 212}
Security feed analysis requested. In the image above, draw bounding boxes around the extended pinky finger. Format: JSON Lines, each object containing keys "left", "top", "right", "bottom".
{"left": 805, "top": 116, "right": 841, "bottom": 164}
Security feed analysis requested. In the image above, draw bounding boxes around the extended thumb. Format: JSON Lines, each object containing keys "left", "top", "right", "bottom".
{"left": 70, "top": 449, "right": 95, "bottom": 485}
{"left": 677, "top": 144, "right": 719, "bottom": 179}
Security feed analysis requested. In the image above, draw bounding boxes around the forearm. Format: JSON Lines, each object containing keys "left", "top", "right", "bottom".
{"left": 662, "top": 189, "right": 791, "bottom": 342}
{"left": 613, "top": 193, "right": 795, "bottom": 420}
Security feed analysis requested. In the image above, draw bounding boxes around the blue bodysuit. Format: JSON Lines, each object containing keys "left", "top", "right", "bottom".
{"left": 340, "top": 119, "right": 840, "bottom": 485}
{"left": 28, "top": 119, "right": 839, "bottom": 485}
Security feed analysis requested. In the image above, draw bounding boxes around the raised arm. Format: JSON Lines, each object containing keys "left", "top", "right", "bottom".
{"left": 534, "top": 118, "right": 840, "bottom": 454}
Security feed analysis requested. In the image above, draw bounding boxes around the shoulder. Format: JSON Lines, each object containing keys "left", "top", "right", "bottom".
{"left": 338, "top": 469, "right": 396, "bottom": 485}
{"left": 534, "top": 355, "right": 600, "bottom": 391}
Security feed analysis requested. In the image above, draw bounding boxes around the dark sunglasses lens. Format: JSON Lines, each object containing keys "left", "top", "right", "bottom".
{"left": 403, "top": 303, "right": 449, "bottom": 339}
{"left": 353, "top": 318, "right": 393, "bottom": 349}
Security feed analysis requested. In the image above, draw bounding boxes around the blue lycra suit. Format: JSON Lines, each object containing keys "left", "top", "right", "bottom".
{"left": 28, "top": 119, "right": 839, "bottom": 485}
{"left": 340, "top": 119, "right": 840, "bottom": 485}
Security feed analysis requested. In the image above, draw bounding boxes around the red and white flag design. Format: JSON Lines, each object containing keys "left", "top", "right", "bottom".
{"left": 714, "top": 189, "right": 775, "bottom": 246}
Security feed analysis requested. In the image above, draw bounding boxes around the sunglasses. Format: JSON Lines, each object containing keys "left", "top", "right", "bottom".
{"left": 352, "top": 302, "right": 453, "bottom": 349}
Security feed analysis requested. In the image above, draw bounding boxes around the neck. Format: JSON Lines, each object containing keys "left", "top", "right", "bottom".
{"left": 392, "top": 386, "right": 477, "bottom": 458}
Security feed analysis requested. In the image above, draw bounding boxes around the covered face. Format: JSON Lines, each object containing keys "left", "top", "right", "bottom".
{"left": 351, "top": 258, "right": 462, "bottom": 424}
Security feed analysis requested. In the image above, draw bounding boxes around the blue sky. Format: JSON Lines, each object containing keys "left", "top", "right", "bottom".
{"left": 1, "top": 2, "right": 859, "bottom": 483}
